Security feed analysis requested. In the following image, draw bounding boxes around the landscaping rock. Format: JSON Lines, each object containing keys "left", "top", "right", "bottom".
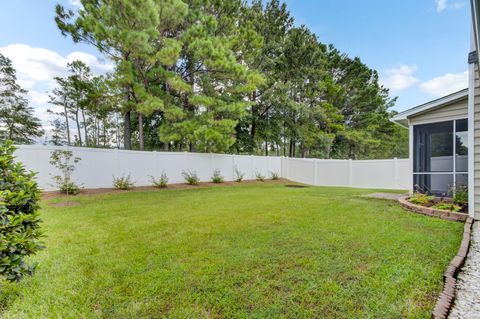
{"left": 449, "top": 222, "right": 480, "bottom": 318}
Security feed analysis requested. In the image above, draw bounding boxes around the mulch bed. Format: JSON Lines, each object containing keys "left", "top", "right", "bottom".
{"left": 398, "top": 196, "right": 468, "bottom": 222}
{"left": 41, "top": 179, "right": 290, "bottom": 199}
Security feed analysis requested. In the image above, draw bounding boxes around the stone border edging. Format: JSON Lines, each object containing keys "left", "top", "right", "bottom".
{"left": 398, "top": 196, "right": 467, "bottom": 222}
{"left": 432, "top": 217, "right": 473, "bottom": 319}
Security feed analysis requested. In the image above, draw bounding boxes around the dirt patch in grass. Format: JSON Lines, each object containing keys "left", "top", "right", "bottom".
{"left": 285, "top": 184, "right": 308, "bottom": 188}
{"left": 41, "top": 179, "right": 290, "bottom": 199}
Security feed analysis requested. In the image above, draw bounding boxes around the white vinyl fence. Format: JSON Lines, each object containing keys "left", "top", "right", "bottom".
{"left": 14, "top": 145, "right": 282, "bottom": 190}
{"left": 14, "top": 145, "right": 410, "bottom": 191}
{"left": 282, "top": 157, "right": 410, "bottom": 190}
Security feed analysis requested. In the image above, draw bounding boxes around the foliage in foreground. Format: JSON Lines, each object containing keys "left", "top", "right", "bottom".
{"left": 49, "top": 150, "right": 82, "bottom": 195}
{"left": 112, "top": 174, "right": 135, "bottom": 190}
{"left": 0, "top": 140, "right": 43, "bottom": 282}
{"left": 182, "top": 170, "right": 199, "bottom": 185}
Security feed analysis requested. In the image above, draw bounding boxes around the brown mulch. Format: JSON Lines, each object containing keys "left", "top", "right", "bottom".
{"left": 41, "top": 179, "right": 291, "bottom": 199}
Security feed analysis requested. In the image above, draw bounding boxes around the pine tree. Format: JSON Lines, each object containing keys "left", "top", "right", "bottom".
{"left": 0, "top": 54, "right": 43, "bottom": 144}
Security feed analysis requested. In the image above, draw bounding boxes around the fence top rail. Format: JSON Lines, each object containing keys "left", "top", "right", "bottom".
{"left": 287, "top": 157, "right": 408, "bottom": 163}
{"left": 14, "top": 145, "right": 286, "bottom": 158}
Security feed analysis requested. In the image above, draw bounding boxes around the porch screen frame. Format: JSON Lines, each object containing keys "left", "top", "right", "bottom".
{"left": 412, "top": 118, "right": 468, "bottom": 195}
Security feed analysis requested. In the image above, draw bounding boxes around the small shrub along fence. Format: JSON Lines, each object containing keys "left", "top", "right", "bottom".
{"left": 14, "top": 145, "right": 410, "bottom": 191}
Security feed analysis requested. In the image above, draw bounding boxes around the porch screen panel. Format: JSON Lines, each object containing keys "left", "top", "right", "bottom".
{"left": 413, "top": 119, "right": 467, "bottom": 196}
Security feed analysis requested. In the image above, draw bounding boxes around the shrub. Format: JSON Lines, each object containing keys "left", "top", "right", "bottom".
{"left": 452, "top": 185, "right": 468, "bottom": 206}
{"left": 113, "top": 174, "right": 135, "bottom": 190}
{"left": 211, "top": 169, "right": 224, "bottom": 183}
{"left": 182, "top": 170, "right": 199, "bottom": 185}
{"left": 270, "top": 171, "right": 280, "bottom": 180}
{"left": 150, "top": 172, "right": 168, "bottom": 188}
{"left": 49, "top": 149, "right": 81, "bottom": 195}
{"left": 0, "top": 140, "right": 44, "bottom": 281}
{"left": 408, "top": 192, "right": 435, "bottom": 206}
{"left": 234, "top": 166, "right": 244, "bottom": 182}
{"left": 433, "top": 202, "right": 461, "bottom": 212}
{"left": 255, "top": 171, "right": 265, "bottom": 182}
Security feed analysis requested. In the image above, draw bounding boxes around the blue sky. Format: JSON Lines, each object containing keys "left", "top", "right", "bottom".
{"left": 0, "top": 0, "right": 471, "bottom": 126}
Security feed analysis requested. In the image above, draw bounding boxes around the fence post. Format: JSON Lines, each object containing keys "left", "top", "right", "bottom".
{"left": 313, "top": 160, "right": 319, "bottom": 186}
{"left": 393, "top": 157, "right": 399, "bottom": 189}
{"left": 114, "top": 148, "right": 119, "bottom": 179}
{"left": 183, "top": 151, "right": 188, "bottom": 177}
{"left": 250, "top": 155, "right": 254, "bottom": 179}
{"left": 286, "top": 157, "right": 289, "bottom": 180}
{"left": 210, "top": 152, "right": 214, "bottom": 178}
{"left": 232, "top": 154, "right": 235, "bottom": 181}
{"left": 348, "top": 159, "right": 353, "bottom": 187}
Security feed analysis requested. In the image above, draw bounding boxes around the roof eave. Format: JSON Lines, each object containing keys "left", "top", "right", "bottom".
{"left": 390, "top": 89, "right": 468, "bottom": 127}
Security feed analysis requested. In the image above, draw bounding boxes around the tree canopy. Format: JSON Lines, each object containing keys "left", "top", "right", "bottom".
{"left": 45, "top": 0, "right": 408, "bottom": 159}
{"left": 0, "top": 54, "right": 43, "bottom": 144}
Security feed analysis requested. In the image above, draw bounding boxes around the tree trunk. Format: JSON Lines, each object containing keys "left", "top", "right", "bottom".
{"left": 81, "top": 109, "right": 88, "bottom": 147}
{"left": 75, "top": 109, "right": 82, "bottom": 146}
{"left": 63, "top": 102, "right": 71, "bottom": 146}
{"left": 124, "top": 110, "right": 131, "bottom": 150}
{"left": 138, "top": 113, "right": 144, "bottom": 151}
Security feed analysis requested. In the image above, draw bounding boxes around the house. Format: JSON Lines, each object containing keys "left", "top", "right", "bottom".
{"left": 392, "top": 0, "right": 480, "bottom": 220}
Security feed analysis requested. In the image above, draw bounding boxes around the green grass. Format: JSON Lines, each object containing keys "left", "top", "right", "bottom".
{"left": 0, "top": 182, "right": 463, "bottom": 318}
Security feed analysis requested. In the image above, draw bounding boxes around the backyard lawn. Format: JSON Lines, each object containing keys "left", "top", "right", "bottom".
{"left": 0, "top": 182, "right": 463, "bottom": 318}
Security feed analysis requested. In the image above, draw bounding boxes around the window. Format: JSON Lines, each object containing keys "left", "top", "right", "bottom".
{"left": 413, "top": 119, "right": 467, "bottom": 196}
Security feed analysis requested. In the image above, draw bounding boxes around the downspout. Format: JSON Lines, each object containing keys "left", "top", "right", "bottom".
{"left": 468, "top": 26, "right": 477, "bottom": 219}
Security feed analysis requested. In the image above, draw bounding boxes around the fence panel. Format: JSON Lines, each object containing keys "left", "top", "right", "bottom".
{"left": 315, "top": 160, "right": 350, "bottom": 187}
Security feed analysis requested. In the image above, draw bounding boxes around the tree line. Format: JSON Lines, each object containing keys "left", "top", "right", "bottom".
{"left": 0, "top": 0, "right": 408, "bottom": 159}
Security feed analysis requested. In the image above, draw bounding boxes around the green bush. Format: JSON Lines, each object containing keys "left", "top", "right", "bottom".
{"left": 408, "top": 192, "right": 435, "bottom": 206}
{"left": 452, "top": 185, "right": 468, "bottom": 206}
{"left": 113, "top": 174, "right": 135, "bottom": 190}
{"left": 270, "top": 171, "right": 280, "bottom": 180}
{"left": 234, "top": 166, "right": 244, "bottom": 182}
{"left": 182, "top": 170, "right": 199, "bottom": 185}
{"left": 255, "top": 171, "right": 265, "bottom": 182}
{"left": 58, "top": 180, "right": 80, "bottom": 195}
{"left": 150, "top": 172, "right": 168, "bottom": 188}
{"left": 211, "top": 169, "right": 224, "bottom": 183}
{"left": 49, "top": 149, "right": 81, "bottom": 195}
{"left": 0, "top": 140, "right": 44, "bottom": 281}
{"left": 432, "top": 202, "right": 461, "bottom": 212}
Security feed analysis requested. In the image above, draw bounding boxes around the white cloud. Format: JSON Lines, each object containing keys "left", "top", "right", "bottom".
{"left": 435, "top": 0, "right": 464, "bottom": 12}
{"left": 435, "top": 0, "right": 448, "bottom": 12}
{"left": 0, "top": 44, "right": 114, "bottom": 133}
{"left": 381, "top": 64, "right": 420, "bottom": 92}
{"left": 68, "top": 0, "right": 83, "bottom": 8}
{"left": 420, "top": 71, "right": 468, "bottom": 96}
{"left": 28, "top": 90, "right": 50, "bottom": 105}
{"left": 0, "top": 44, "right": 113, "bottom": 89}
